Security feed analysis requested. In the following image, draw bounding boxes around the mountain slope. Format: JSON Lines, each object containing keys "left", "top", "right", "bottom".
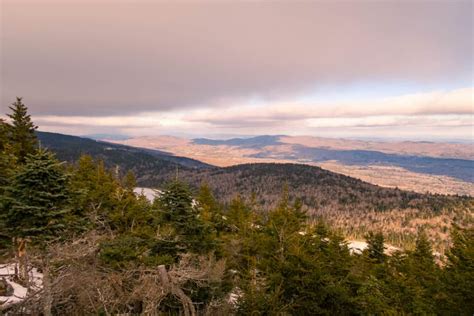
{"left": 39, "top": 132, "right": 473, "bottom": 250}
{"left": 109, "top": 135, "right": 474, "bottom": 195}
{"left": 37, "top": 131, "right": 213, "bottom": 179}
{"left": 179, "top": 163, "right": 472, "bottom": 251}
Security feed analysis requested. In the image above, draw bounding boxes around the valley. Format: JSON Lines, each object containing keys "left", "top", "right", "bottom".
{"left": 106, "top": 135, "right": 474, "bottom": 196}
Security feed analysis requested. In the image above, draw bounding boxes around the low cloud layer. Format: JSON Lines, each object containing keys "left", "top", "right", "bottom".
{"left": 186, "top": 88, "right": 473, "bottom": 125}
{"left": 28, "top": 87, "right": 472, "bottom": 141}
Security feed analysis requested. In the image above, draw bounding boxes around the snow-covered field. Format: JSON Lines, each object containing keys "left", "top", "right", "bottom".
{"left": 0, "top": 264, "right": 43, "bottom": 308}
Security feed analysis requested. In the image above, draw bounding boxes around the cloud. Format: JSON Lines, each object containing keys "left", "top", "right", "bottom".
{"left": 22, "top": 87, "right": 471, "bottom": 139}
{"left": 1, "top": 0, "right": 472, "bottom": 116}
{"left": 186, "top": 87, "right": 473, "bottom": 126}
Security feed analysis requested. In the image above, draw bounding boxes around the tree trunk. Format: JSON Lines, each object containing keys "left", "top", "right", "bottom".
{"left": 15, "top": 238, "right": 29, "bottom": 284}
{"left": 42, "top": 255, "right": 52, "bottom": 316}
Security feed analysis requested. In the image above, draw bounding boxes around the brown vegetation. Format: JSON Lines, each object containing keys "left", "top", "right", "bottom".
{"left": 108, "top": 135, "right": 474, "bottom": 196}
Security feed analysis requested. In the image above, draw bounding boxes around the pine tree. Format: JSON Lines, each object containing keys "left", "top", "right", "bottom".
{"left": 70, "top": 155, "right": 120, "bottom": 224}
{"left": 395, "top": 230, "right": 439, "bottom": 314}
{"left": 438, "top": 226, "right": 474, "bottom": 315}
{"left": 3, "top": 148, "right": 71, "bottom": 242}
{"left": 0, "top": 119, "right": 16, "bottom": 249}
{"left": 1, "top": 149, "right": 71, "bottom": 291}
{"left": 0, "top": 143, "right": 16, "bottom": 241}
{"left": 155, "top": 180, "right": 214, "bottom": 256}
{"left": 413, "top": 230, "right": 434, "bottom": 263}
{"left": 0, "top": 120, "right": 16, "bottom": 191}
{"left": 7, "top": 97, "right": 38, "bottom": 163}
{"left": 122, "top": 170, "right": 137, "bottom": 193}
{"left": 365, "top": 231, "right": 386, "bottom": 263}
{"left": 0, "top": 118, "right": 10, "bottom": 152}
{"left": 197, "top": 183, "right": 226, "bottom": 236}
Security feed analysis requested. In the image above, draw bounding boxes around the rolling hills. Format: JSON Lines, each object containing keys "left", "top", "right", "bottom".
{"left": 38, "top": 131, "right": 473, "bottom": 251}
{"left": 108, "top": 135, "right": 474, "bottom": 195}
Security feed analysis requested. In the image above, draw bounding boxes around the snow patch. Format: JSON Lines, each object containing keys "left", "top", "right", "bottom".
{"left": 0, "top": 263, "right": 43, "bottom": 308}
{"left": 347, "top": 240, "right": 400, "bottom": 255}
{"left": 134, "top": 187, "right": 161, "bottom": 202}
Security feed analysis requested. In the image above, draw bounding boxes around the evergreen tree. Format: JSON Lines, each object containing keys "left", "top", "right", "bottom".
{"left": 7, "top": 97, "right": 38, "bottom": 163}
{"left": 122, "top": 170, "right": 137, "bottom": 193}
{"left": 239, "top": 190, "right": 357, "bottom": 314}
{"left": 155, "top": 180, "right": 214, "bottom": 255}
{"left": 3, "top": 149, "right": 71, "bottom": 243}
{"left": 197, "top": 183, "right": 226, "bottom": 236}
{"left": 401, "top": 231, "right": 438, "bottom": 314}
{"left": 70, "top": 155, "right": 120, "bottom": 225}
{"left": 226, "top": 195, "right": 254, "bottom": 233}
{"left": 0, "top": 144, "right": 16, "bottom": 241}
{"left": 0, "top": 118, "right": 10, "bottom": 152}
{"left": 0, "top": 119, "right": 16, "bottom": 254}
{"left": 438, "top": 226, "right": 474, "bottom": 315}
{"left": 413, "top": 230, "right": 434, "bottom": 263}
{"left": 1, "top": 148, "right": 72, "bottom": 293}
{"left": 0, "top": 120, "right": 16, "bottom": 191}
{"left": 365, "top": 231, "right": 386, "bottom": 263}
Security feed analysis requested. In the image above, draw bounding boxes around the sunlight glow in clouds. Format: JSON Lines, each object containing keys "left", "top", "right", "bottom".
{"left": 31, "top": 87, "right": 473, "bottom": 140}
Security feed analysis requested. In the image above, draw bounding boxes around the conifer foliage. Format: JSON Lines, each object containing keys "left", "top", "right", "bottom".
{"left": 155, "top": 180, "right": 215, "bottom": 255}
{"left": 3, "top": 149, "right": 71, "bottom": 244}
{"left": 0, "top": 98, "right": 472, "bottom": 315}
{"left": 7, "top": 97, "right": 38, "bottom": 163}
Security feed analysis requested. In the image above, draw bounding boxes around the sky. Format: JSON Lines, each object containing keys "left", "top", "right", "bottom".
{"left": 1, "top": 0, "right": 473, "bottom": 141}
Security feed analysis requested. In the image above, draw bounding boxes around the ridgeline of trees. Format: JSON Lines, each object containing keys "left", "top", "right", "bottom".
{"left": 1, "top": 99, "right": 473, "bottom": 315}
{"left": 37, "top": 130, "right": 473, "bottom": 251}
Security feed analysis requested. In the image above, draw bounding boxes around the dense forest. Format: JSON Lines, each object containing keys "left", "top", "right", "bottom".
{"left": 37, "top": 132, "right": 473, "bottom": 251}
{"left": 1, "top": 99, "right": 473, "bottom": 315}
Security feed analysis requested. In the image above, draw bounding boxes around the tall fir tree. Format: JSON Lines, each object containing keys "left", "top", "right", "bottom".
{"left": 0, "top": 119, "right": 16, "bottom": 191}
{"left": 7, "top": 97, "right": 38, "bottom": 163}
{"left": 197, "top": 183, "right": 226, "bottom": 236}
{"left": 365, "top": 231, "right": 386, "bottom": 263}
{"left": 0, "top": 119, "right": 15, "bottom": 251}
{"left": 3, "top": 149, "right": 71, "bottom": 243}
{"left": 69, "top": 155, "right": 120, "bottom": 225}
{"left": 0, "top": 118, "right": 10, "bottom": 151}
{"left": 438, "top": 226, "right": 474, "bottom": 315}
{"left": 1, "top": 148, "right": 71, "bottom": 290}
{"left": 155, "top": 180, "right": 214, "bottom": 256}
{"left": 413, "top": 230, "right": 434, "bottom": 263}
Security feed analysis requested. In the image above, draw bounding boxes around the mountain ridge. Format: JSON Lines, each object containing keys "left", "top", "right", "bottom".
{"left": 106, "top": 134, "right": 474, "bottom": 195}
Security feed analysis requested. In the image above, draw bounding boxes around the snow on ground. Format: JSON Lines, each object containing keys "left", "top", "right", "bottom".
{"left": 134, "top": 187, "right": 197, "bottom": 206}
{"left": 347, "top": 240, "right": 400, "bottom": 255}
{"left": 134, "top": 187, "right": 161, "bottom": 202}
{"left": 0, "top": 263, "right": 43, "bottom": 308}
{"left": 227, "top": 287, "right": 243, "bottom": 306}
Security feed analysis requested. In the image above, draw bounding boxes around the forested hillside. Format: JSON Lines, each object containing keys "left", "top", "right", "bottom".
{"left": 173, "top": 164, "right": 473, "bottom": 251}
{"left": 111, "top": 134, "right": 474, "bottom": 196}
{"left": 37, "top": 131, "right": 212, "bottom": 171}
{"left": 37, "top": 131, "right": 473, "bottom": 251}
{"left": 1, "top": 99, "right": 473, "bottom": 314}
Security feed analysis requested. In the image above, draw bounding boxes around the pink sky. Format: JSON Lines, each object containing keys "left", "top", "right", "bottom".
{"left": 1, "top": 0, "right": 472, "bottom": 140}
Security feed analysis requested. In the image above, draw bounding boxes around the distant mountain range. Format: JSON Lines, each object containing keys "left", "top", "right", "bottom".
{"left": 105, "top": 134, "right": 474, "bottom": 196}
